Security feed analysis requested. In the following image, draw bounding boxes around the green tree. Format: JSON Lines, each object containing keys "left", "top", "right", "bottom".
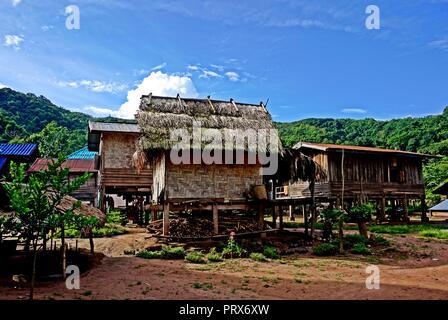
{"left": 4, "top": 157, "right": 95, "bottom": 299}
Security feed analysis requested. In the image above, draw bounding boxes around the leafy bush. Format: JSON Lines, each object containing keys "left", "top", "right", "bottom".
{"left": 320, "top": 208, "right": 346, "bottom": 240}
{"left": 185, "top": 251, "right": 207, "bottom": 264}
{"left": 374, "top": 235, "right": 391, "bottom": 246}
{"left": 250, "top": 252, "right": 268, "bottom": 262}
{"left": 344, "top": 234, "right": 368, "bottom": 246}
{"left": 312, "top": 243, "right": 338, "bottom": 256}
{"left": 207, "top": 248, "right": 223, "bottom": 262}
{"left": 222, "top": 239, "right": 245, "bottom": 258}
{"left": 348, "top": 203, "right": 375, "bottom": 222}
{"left": 136, "top": 246, "right": 185, "bottom": 259}
{"left": 420, "top": 230, "right": 448, "bottom": 239}
{"left": 106, "top": 211, "right": 126, "bottom": 224}
{"left": 263, "top": 246, "right": 279, "bottom": 259}
{"left": 136, "top": 250, "right": 164, "bottom": 259}
{"left": 351, "top": 243, "right": 371, "bottom": 255}
{"left": 161, "top": 246, "right": 186, "bottom": 259}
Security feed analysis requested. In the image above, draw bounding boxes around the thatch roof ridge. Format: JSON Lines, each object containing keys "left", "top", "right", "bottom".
{"left": 137, "top": 94, "right": 281, "bottom": 152}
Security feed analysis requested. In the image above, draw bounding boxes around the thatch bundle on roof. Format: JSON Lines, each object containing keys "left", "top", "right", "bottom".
{"left": 137, "top": 94, "right": 282, "bottom": 153}
{"left": 56, "top": 195, "right": 106, "bottom": 225}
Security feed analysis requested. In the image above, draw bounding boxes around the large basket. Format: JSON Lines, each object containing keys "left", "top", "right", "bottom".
{"left": 253, "top": 185, "right": 268, "bottom": 200}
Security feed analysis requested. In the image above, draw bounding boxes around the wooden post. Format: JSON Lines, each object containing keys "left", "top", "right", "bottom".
{"left": 272, "top": 205, "right": 277, "bottom": 228}
{"left": 163, "top": 203, "right": 170, "bottom": 236}
{"left": 289, "top": 205, "right": 294, "bottom": 221}
{"left": 279, "top": 206, "right": 284, "bottom": 230}
{"left": 258, "top": 204, "right": 265, "bottom": 229}
{"left": 403, "top": 195, "right": 409, "bottom": 222}
{"left": 151, "top": 209, "right": 157, "bottom": 222}
{"left": 421, "top": 195, "right": 428, "bottom": 223}
{"left": 379, "top": 197, "right": 386, "bottom": 222}
{"left": 213, "top": 204, "right": 219, "bottom": 235}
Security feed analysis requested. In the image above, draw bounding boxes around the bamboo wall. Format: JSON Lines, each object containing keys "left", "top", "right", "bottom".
{"left": 288, "top": 151, "right": 425, "bottom": 200}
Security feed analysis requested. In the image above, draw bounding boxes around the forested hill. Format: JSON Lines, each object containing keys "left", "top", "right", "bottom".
{"left": 0, "top": 87, "right": 91, "bottom": 142}
{"left": 276, "top": 108, "right": 448, "bottom": 156}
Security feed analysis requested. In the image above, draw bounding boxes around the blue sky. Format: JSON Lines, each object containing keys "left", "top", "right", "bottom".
{"left": 0, "top": 0, "right": 447, "bottom": 121}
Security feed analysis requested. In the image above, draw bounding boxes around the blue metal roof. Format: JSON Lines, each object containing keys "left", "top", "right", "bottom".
{"left": 0, "top": 143, "right": 38, "bottom": 156}
{"left": 67, "top": 146, "right": 97, "bottom": 160}
{"left": 0, "top": 157, "right": 8, "bottom": 170}
{"left": 429, "top": 199, "right": 448, "bottom": 212}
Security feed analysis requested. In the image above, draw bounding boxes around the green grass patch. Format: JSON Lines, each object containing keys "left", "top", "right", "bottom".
{"left": 137, "top": 246, "right": 185, "bottom": 260}
{"left": 263, "top": 246, "right": 279, "bottom": 259}
{"left": 420, "top": 229, "right": 448, "bottom": 239}
{"left": 351, "top": 243, "right": 371, "bottom": 255}
{"left": 192, "top": 282, "right": 213, "bottom": 290}
{"left": 369, "top": 224, "right": 446, "bottom": 235}
{"left": 312, "top": 243, "right": 338, "bottom": 256}
{"left": 185, "top": 251, "right": 207, "bottom": 264}
{"left": 250, "top": 252, "right": 268, "bottom": 262}
{"left": 207, "top": 248, "right": 223, "bottom": 262}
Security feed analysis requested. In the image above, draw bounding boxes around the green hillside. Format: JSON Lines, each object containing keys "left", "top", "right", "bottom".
{"left": 0, "top": 87, "right": 446, "bottom": 199}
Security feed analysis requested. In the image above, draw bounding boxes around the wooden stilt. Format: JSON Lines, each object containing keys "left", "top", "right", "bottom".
{"left": 151, "top": 209, "right": 157, "bottom": 222}
{"left": 421, "top": 195, "right": 428, "bottom": 223}
{"left": 89, "top": 230, "right": 94, "bottom": 254}
{"left": 258, "top": 204, "right": 265, "bottom": 229}
{"left": 163, "top": 203, "right": 170, "bottom": 236}
{"left": 279, "top": 206, "right": 284, "bottom": 230}
{"left": 403, "top": 195, "right": 409, "bottom": 222}
{"left": 289, "top": 205, "right": 294, "bottom": 221}
{"left": 380, "top": 197, "right": 386, "bottom": 222}
{"left": 272, "top": 205, "right": 277, "bottom": 228}
{"left": 213, "top": 204, "right": 219, "bottom": 235}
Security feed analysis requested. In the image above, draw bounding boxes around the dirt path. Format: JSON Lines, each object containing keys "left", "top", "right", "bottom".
{"left": 1, "top": 230, "right": 448, "bottom": 300}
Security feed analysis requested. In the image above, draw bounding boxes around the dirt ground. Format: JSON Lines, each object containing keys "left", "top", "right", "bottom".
{"left": 1, "top": 228, "right": 448, "bottom": 300}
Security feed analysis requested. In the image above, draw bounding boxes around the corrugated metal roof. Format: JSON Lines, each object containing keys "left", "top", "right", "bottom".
{"left": 0, "top": 157, "right": 8, "bottom": 170}
{"left": 429, "top": 200, "right": 448, "bottom": 212}
{"left": 294, "top": 142, "right": 433, "bottom": 158}
{"left": 89, "top": 121, "right": 139, "bottom": 133}
{"left": 0, "top": 143, "right": 38, "bottom": 156}
{"left": 68, "top": 146, "right": 97, "bottom": 160}
{"left": 28, "top": 158, "right": 96, "bottom": 173}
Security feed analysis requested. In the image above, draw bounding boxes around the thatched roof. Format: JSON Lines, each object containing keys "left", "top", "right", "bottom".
{"left": 137, "top": 94, "right": 282, "bottom": 152}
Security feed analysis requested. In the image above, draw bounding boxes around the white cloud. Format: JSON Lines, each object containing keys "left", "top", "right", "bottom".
{"left": 225, "top": 71, "right": 240, "bottom": 82}
{"left": 58, "top": 79, "right": 127, "bottom": 93}
{"left": 342, "top": 108, "right": 367, "bottom": 114}
{"left": 12, "top": 0, "right": 21, "bottom": 7}
{"left": 88, "top": 71, "right": 198, "bottom": 119}
{"left": 210, "top": 64, "right": 224, "bottom": 71}
{"left": 41, "top": 25, "right": 53, "bottom": 32}
{"left": 199, "top": 70, "right": 221, "bottom": 79}
{"left": 4, "top": 35, "right": 24, "bottom": 50}
{"left": 429, "top": 38, "right": 448, "bottom": 51}
{"left": 0, "top": 83, "right": 8, "bottom": 89}
{"left": 151, "top": 62, "right": 167, "bottom": 71}
{"left": 187, "top": 65, "right": 200, "bottom": 71}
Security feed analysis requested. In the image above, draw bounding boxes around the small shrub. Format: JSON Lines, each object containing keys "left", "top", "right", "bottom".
{"left": 263, "top": 246, "right": 279, "bottom": 259}
{"left": 222, "top": 239, "right": 245, "bottom": 258}
{"left": 312, "top": 243, "right": 338, "bottom": 256}
{"left": 250, "top": 252, "right": 268, "bottom": 262}
{"left": 374, "top": 235, "right": 391, "bottom": 246}
{"left": 344, "top": 234, "right": 368, "bottom": 247}
{"left": 136, "top": 250, "right": 164, "bottom": 259}
{"left": 192, "top": 282, "right": 213, "bottom": 290}
{"left": 207, "top": 248, "right": 223, "bottom": 262}
{"left": 351, "top": 243, "right": 371, "bottom": 255}
{"left": 136, "top": 246, "right": 185, "bottom": 259}
{"left": 161, "top": 246, "right": 186, "bottom": 259}
{"left": 185, "top": 251, "right": 207, "bottom": 264}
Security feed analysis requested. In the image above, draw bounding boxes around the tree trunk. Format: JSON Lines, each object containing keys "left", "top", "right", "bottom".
{"left": 358, "top": 221, "right": 368, "bottom": 239}
{"left": 89, "top": 230, "right": 94, "bottom": 254}
{"left": 338, "top": 218, "right": 344, "bottom": 254}
{"left": 61, "top": 225, "right": 66, "bottom": 279}
{"left": 29, "top": 240, "right": 38, "bottom": 300}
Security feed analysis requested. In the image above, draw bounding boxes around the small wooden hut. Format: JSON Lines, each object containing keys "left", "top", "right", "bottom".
{"left": 136, "top": 94, "right": 280, "bottom": 236}
{"left": 283, "top": 142, "right": 434, "bottom": 221}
